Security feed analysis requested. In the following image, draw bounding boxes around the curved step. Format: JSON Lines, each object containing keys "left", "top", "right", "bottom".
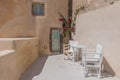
{"left": 0, "top": 50, "right": 15, "bottom": 57}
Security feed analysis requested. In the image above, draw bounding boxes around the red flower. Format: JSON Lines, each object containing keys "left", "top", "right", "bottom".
{"left": 70, "top": 27, "right": 75, "bottom": 31}
{"left": 63, "top": 27, "right": 67, "bottom": 30}
{"left": 59, "top": 18, "right": 64, "bottom": 21}
{"left": 68, "top": 17, "right": 72, "bottom": 25}
{"left": 69, "top": 17, "right": 72, "bottom": 21}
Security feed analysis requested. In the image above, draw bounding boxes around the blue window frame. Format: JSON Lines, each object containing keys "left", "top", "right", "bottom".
{"left": 32, "top": 3, "right": 45, "bottom": 16}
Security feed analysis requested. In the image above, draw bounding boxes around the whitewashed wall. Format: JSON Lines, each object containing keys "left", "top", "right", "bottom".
{"left": 73, "top": 1, "right": 120, "bottom": 77}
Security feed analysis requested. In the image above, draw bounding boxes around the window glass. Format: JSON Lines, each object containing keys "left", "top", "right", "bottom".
{"left": 32, "top": 3, "right": 45, "bottom": 16}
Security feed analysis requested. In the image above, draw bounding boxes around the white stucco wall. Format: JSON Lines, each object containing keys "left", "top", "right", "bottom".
{"left": 73, "top": 1, "right": 120, "bottom": 77}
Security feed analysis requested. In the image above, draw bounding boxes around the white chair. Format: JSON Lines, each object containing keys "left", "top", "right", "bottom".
{"left": 82, "top": 44, "right": 103, "bottom": 78}
{"left": 63, "top": 40, "right": 78, "bottom": 61}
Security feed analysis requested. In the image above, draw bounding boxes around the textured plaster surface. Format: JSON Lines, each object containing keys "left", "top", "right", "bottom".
{"left": 0, "top": 0, "right": 68, "bottom": 54}
{"left": 73, "top": 1, "right": 120, "bottom": 77}
{"left": 0, "top": 0, "right": 36, "bottom": 37}
{"left": 73, "top": 0, "right": 119, "bottom": 14}
{"left": 33, "top": 0, "right": 68, "bottom": 55}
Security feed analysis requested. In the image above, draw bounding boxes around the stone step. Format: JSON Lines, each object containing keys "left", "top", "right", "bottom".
{"left": 0, "top": 50, "right": 15, "bottom": 57}
{"left": 0, "top": 38, "right": 36, "bottom": 50}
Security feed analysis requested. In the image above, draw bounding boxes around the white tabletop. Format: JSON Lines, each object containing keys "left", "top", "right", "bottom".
{"left": 71, "top": 44, "right": 87, "bottom": 48}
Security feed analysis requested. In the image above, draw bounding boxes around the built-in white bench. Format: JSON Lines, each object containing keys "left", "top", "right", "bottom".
{"left": 0, "top": 50, "right": 15, "bottom": 57}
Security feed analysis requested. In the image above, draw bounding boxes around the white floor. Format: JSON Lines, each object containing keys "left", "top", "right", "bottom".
{"left": 20, "top": 54, "right": 120, "bottom": 80}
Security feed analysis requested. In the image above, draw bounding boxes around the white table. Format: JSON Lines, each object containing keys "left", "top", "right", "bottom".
{"left": 71, "top": 45, "right": 87, "bottom": 62}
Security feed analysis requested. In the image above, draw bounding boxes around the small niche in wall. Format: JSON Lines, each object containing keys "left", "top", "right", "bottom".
{"left": 32, "top": 2, "right": 45, "bottom": 16}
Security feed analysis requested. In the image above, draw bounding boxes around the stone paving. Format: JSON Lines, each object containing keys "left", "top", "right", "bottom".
{"left": 20, "top": 54, "right": 120, "bottom": 80}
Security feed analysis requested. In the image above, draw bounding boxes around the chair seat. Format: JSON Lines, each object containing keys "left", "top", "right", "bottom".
{"left": 86, "top": 64, "right": 100, "bottom": 68}
{"left": 86, "top": 58, "right": 99, "bottom": 62}
{"left": 68, "top": 49, "right": 74, "bottom": 53}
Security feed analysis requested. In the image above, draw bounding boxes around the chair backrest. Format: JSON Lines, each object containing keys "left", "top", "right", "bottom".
{"left": 96, "top": 44, "right": 103, "bottom": 54}
{"left": 69, "top": 40, "right": 78, "bottom": 51}
{"left": 69, "top": 40, "right": 78, "bottom": 46}
{"left": 94, "top": 44, "right": 103, "bottom": 59}
{"left": 83, "top": 44, "right": 103, "bottom": 60}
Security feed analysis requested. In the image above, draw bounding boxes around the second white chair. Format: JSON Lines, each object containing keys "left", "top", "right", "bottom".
{"left": 82, "top": 44, "right": 103, "bottom": 78}
{"left": 63, "top": 40, "right": 78, "bottom": 61}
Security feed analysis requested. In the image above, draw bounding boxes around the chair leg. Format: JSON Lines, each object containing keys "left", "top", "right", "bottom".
{"left": 72, "top": 56, "right": 75, "bottom": 62}
{"left": 84, "top": 66, "right": 88, "bottom": 78}
{"left": 97, "top": 74, "right": 101, "bottom": 79}
{"left": 97, "top": 68, "right": 101, "bottom": 79}
{"left": 63, "top": 52, "right": 70, "bottom": 60}
{"left": 84, "top": 72, "right": 88, "bottom": 78}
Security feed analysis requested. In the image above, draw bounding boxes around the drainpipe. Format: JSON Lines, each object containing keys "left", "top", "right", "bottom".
{"left": 68, "top": 0, "right": 72, "bottom": 17}
{"left": 68, "top": 0, "right": 72, "bottom": 39}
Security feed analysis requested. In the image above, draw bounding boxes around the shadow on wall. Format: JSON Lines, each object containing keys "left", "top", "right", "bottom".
{"left": 0, "top": 16, "right": 36, "bottom": 38}
{"left": 103, "top": 57, "right": 115, "bottom": 76}
{"left": 20, "top": 55, "right": 48, "bottom": 80}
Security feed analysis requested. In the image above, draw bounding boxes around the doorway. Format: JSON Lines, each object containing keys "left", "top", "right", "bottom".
{"left": 50, "top": 28, "right": 61, "bottom": 52}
